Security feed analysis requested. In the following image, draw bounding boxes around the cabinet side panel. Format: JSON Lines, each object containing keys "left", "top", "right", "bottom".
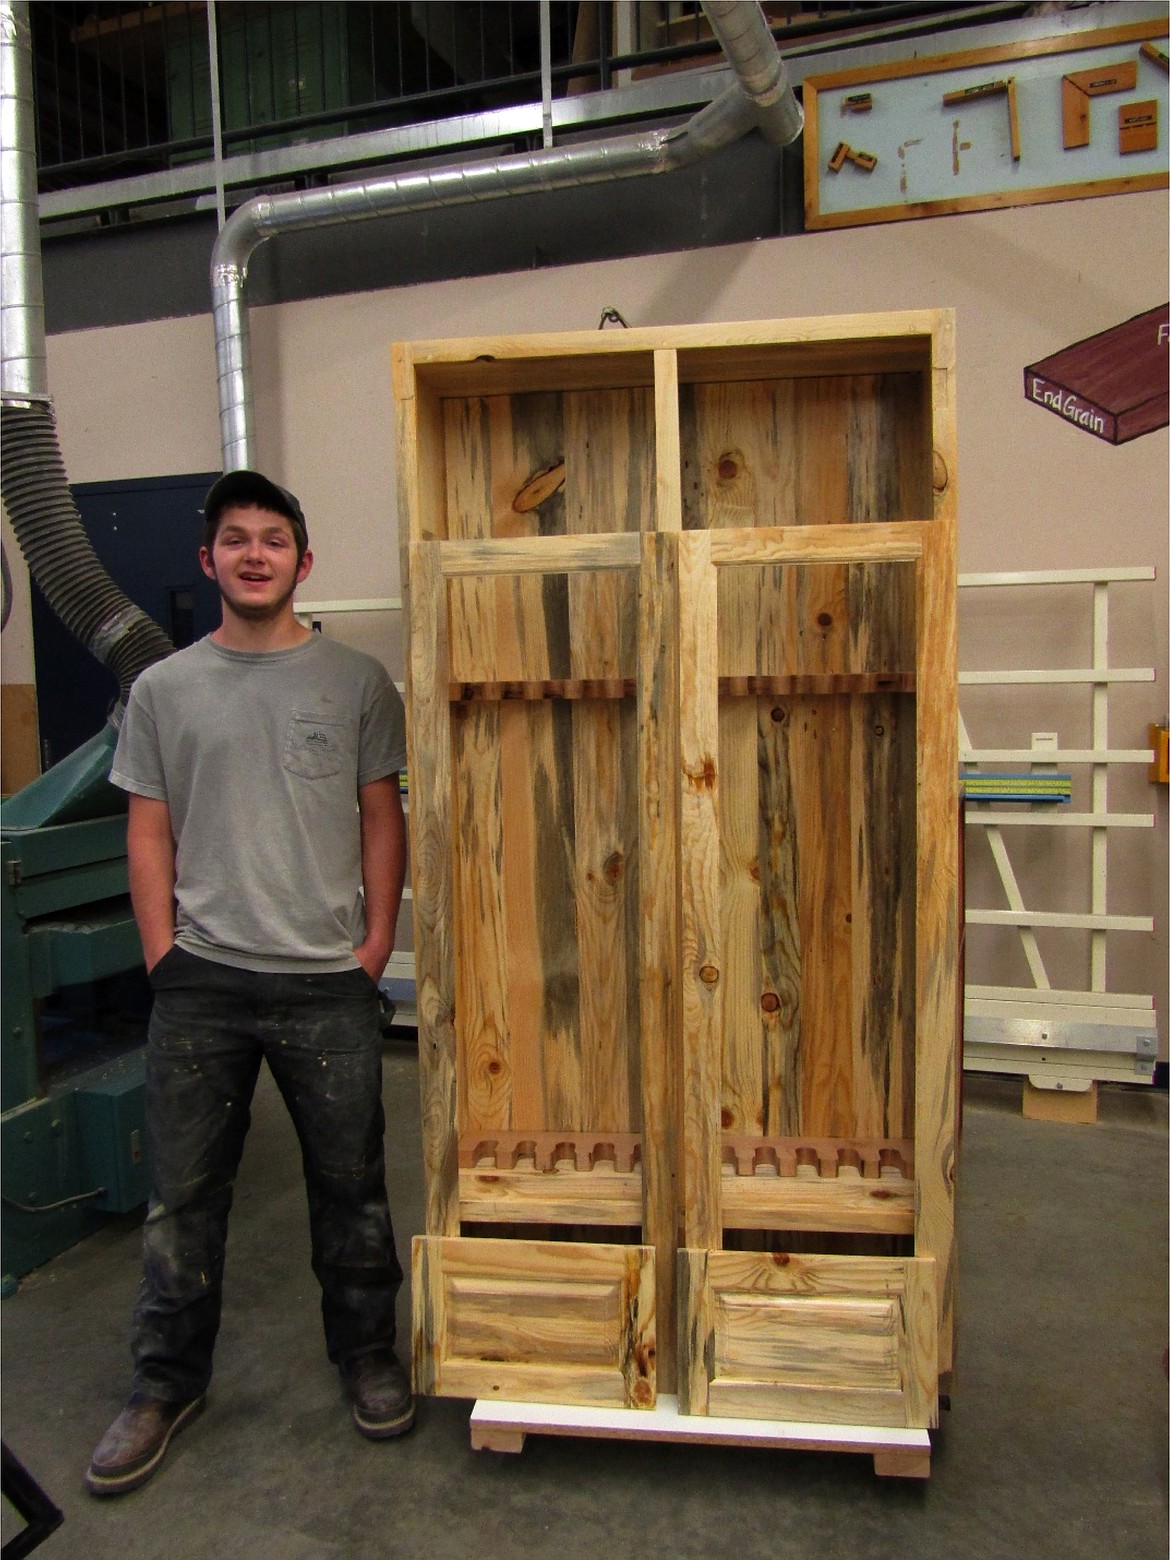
{"left": 682, "top": 374, "right": 928, "bottom": 679}
{"left": 454, "top": 692, "right": 642, "bottom": 1139}
{"left": 680, "top": 380, "right": 796, "bottom": 531}
{"left": 445, "top": 398, "right": 500, "bottom": 683}
{"left": 564, "top": 388, "right": 651, "bottom": 680}
{"left": 444, "top": 392, "right": 569, "bottom": 682}
{"left": 850, "top": 689, "right": 917, "bottom": 1140}
{"left": 407, "top": 544, "right": 459, "bottom": 1235}
{"left": 572, "top": 696, "right": 642, "bottom": 1134}
{"left": 509, "top": 700, "right": 583, "bottom": 1132}
{"left": 678, "top": 532, "right": 723, "bottom": 1251}
{"left": 756, "top": 698, "right": 804, "bottom": 1137}
{"left": 719, "top": 695, "right": 767, "bottom": 1135}
{"left": 451, "top": 702, "right": 511, "bottom": 1133}
{"left": 789, "top": 695, "right": 855, "bottom": 1136}
{"left": 639, "top": 534, "right": 681, "bottom": 1391}
{"left": 498, "top": 703, "right": 551, "bottom": 1130}
{"left": 915, "top": 520, "right": 960, "bottom": 1380}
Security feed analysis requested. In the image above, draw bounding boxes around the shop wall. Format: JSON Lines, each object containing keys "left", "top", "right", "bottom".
{"left": 8, "top": 187, "right": 1167, "bottom": 1048}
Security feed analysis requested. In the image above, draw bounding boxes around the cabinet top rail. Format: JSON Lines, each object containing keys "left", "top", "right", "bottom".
{"left": 393, "top": 311, "right": 952, "bottom": 397}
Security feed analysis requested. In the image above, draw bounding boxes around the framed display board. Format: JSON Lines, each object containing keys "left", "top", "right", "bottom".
{"left": 804, "top": 17, "right": 1168, "bottom": 231}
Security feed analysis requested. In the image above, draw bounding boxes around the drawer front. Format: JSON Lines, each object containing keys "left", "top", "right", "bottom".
{"left": 680, "top": 1250, "right": 937, "bottom": 1428}
{"left": 413, "top": 1235, "right": 656, "bottom": 1408}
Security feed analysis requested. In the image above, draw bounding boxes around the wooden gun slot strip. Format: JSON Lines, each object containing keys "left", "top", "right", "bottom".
{"left": 721, "top": 1134, "right": 915, "bottom": 1180}
{"left": 459, "top": 1130, "right": 643, "bottom": 1172}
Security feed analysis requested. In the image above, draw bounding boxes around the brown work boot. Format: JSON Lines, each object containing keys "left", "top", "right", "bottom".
{"left": 339, "top": 1350, "right": 415, "bottom": 1439}
{"left": 85, "top": 1393, "right": 205, "bottom": 1496}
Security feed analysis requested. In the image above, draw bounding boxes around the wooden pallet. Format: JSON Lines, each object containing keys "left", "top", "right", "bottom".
{"left": 469, "top": 1394, "right": 932, "bottom": 1480}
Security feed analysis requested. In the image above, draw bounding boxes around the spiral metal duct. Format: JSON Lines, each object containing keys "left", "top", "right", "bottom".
{"left": 1, "top": 404, "right": 176, "bottom": 700}
{"left": 702, "top": 0, "right": 805, "bottom": 146}
{"left": 1, "top": 0, "right": 174, "bottom": 724}
{"left": 213, "top": 0, "right": 802, "bottom": 468}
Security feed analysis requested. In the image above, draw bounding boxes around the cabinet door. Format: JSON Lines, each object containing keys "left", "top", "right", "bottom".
{"left": 676, "top": 526, "right": 932, "bottom": 1253}
{"left": 676, "top": 523, "right": 955, "bottom": 1422}
{"left": 679, "top": 1251, "right": 937, "bottom": 1428}
{"left": 408, "top": 533, "right": 680, "bottom": 1401}
{"left": 414, "top": 1236, "right": 657, "bottom": 1409}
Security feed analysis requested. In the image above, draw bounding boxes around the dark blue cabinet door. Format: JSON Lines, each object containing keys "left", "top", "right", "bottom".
{"left": 30, "top": 473, "right": 221, "bottom": 767}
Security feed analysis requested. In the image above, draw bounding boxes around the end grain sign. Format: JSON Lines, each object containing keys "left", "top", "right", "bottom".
{"left": 1024, "top": 305, "right": 1169, "bottom": 445}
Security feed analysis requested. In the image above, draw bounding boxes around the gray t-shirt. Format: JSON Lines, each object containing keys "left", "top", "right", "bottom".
{"left": 111, "top": 634, "right": 406, "bottom": 974}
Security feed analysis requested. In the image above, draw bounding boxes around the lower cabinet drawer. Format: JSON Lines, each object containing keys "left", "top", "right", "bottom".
{"left": 679, "top": 1251, "right": 938, "bottom": 1428}
{"left": 412, "top": 1235, "right": 657, "bottom": 1408}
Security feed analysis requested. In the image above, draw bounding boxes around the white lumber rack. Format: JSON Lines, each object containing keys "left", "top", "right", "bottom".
{"left": 958, "top": 566, "right": 1158, "bottom": 1109}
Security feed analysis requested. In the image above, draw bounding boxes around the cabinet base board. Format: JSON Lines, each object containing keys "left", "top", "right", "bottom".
{"left": 469, "top": 1393, "right": 931, "bottom": 1478}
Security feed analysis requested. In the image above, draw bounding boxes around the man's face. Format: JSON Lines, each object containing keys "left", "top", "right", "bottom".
{"left": 199, "top": 503, "right": 312, "bottom": 622}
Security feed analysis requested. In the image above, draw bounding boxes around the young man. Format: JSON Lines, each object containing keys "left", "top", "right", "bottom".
{"left": 87, "top": 470, "right": 412, "bottom": 1497}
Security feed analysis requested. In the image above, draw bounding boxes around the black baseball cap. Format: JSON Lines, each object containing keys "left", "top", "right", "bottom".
{"left": 203, "top": 469, "right": 308, "bottom": 542}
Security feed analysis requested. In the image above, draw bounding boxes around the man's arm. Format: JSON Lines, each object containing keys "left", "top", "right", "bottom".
{"left": 354, "top": 775, "right": 407, "bottom": 983}
{"left": 126, "top": 793, "right": 177, "bottom": 973}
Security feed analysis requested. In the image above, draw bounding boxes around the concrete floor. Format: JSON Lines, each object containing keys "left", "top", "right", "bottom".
{"left": 2, "top": 1048, "right": 1166, "bottom": 1560}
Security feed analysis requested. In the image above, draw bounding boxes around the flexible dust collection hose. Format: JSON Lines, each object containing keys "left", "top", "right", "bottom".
{"left": 1, "top": 400, "right": 175, "bottom": 720}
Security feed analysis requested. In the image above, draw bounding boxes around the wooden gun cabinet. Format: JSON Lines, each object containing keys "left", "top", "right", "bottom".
{"left": 394, "top": 313, "right": 959, "bottom": 1466}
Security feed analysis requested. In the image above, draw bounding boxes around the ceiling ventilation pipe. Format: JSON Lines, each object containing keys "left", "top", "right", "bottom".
{"left": 702, "top": 0, "right": 805, "bottom": 147}
{"left": 1, "top": 1, "right": 174, "bottom": 731}
{"left": 212, "top": 0, "right": 802, "bottom": 469}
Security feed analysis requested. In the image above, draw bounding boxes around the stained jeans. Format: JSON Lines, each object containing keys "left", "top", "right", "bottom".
{"left": 131, "top": 947, "right": 403, "bottom": 1402}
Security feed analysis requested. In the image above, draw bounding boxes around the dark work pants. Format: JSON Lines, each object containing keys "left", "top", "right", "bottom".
{"left": 131, "top": 947, "right": 403, "bottom": 1403}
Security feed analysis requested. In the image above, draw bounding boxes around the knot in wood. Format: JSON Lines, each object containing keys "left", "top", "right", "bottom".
{"left": 512, "top": 459, "right": 567, "bottom": 514}
{"left": 716, "top": 453, "right": 740, "bottom": 481}
{"left": 603, "top": 851, "right": 625, "bottom": 883}
{"left": 816, "top": 612, "right": 833, "bottom": 629}
{"left": 760, "top": 991, "right": 780, "bottom": 1014}
{"left": 699, "top": 964, "right": 720, "bottom": 986}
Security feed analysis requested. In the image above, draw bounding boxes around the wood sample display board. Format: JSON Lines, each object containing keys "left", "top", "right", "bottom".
{"left": 393, "top": 313, "right": 960, "bottom": 1477}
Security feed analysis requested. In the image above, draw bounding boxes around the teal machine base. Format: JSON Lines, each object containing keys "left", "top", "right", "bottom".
{"left": 2, "top": 1052, "right": 148, "bottom": 1281}
{"left": 2, "top": 729, "right": 150, "bottom": 1286}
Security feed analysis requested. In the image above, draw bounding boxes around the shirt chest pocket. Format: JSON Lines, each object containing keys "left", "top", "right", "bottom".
{"left": 283, "top": 715, "right": 351, "bottom": 780}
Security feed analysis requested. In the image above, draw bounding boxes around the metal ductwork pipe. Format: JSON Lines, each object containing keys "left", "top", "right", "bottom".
{"left": 1, "top": 0, "right": 174, "bottom": 728}
{"left": 212, "top": 0, "right": 802, "bottom": 469}
{"left": 702, "top": 0, "right": 804, "bottom": 148}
